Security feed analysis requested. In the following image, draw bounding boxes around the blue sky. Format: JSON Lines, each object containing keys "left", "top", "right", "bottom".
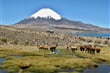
{"left": 0, "top": 0, "right": 109, "bottom": 28}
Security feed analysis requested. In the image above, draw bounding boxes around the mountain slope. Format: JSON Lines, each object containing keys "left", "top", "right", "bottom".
{"left": 14, "top": 8, "right": 110, "bottom": 33}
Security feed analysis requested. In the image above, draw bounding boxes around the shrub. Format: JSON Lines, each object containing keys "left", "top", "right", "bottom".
{"left": 95, "top": 40, "right": 101, "bottom": 44}
{"left": 13, "top": 39, "right": 18, "bottom": 45}
{"left": 0, "top": 38, "right": 7, "bottom": 43}
{"left": 78, "top": 37, "right": 85, "bottom": 41}
{"left": 25, "top": 41, "right": 29, "bottom": 46}
{"left": 104, "top": 40, "right": 108, "bottom": 44}
{"left": 87, "top": 39, "right": 92, "bottom": 43}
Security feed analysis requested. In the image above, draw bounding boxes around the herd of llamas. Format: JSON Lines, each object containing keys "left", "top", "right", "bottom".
{"left": 37, "top": 44, "right": 101, "bottom": 54}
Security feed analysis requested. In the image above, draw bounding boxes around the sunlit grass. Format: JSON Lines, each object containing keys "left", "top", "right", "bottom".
{"left": 0, "top": 45, "right": 110, "bottom": 73}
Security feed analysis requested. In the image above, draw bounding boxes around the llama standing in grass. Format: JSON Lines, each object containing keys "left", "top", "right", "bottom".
{"left": 50, "top": 44, "right": 58, "bottom": 54}
{"left": 38, "top": 45, "right": 49, "bottom": 51}
{"left": 71, "top": 46, "right": 77, "bottom": 53}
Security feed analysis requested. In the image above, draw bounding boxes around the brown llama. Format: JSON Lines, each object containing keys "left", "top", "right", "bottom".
{"left": 95, "top": 48, "right": 101, "bottom": 53}
{"left": 71, "top": 46, "right": 77, "bottom": 53}
{"left": 38, "top": 45, "right": 49, "bottom": 51}
{"left": 50, "top": 44, "right": 58, "bottom": 54}
{"left": 93, "top": 45, "right": 101, "bottom": 53}
{"left": 80, "top": 45, "right": 101, "bottom": 54}
{"left": 80, "top": 46, "right": 86, "bottom": 51}
{"left": 90, "top": 47, "right": 95, "bottom": 54}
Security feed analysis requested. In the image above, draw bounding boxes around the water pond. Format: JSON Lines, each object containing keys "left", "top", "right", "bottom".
{"left": 0, "top": 58, "right": 8, "bottom": 73}
{"left": 73, "top": 33, "right": 110, "bottom": 38}
{"left": 83, "top": 63, "right": 110, "bottom": 73}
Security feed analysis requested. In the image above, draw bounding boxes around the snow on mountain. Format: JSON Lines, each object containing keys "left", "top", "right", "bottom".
{"left": 31, "top": 8, "right": 61, "bottom": 20}
{"left": 14, "top": 8, "right": 110, "bottom": 32}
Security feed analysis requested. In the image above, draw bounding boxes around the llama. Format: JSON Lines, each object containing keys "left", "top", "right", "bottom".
{"left": 50, "top": 44, "right": 58, "bottom": 54}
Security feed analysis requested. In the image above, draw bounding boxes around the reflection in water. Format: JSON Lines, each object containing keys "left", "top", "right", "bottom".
{"left": 0, "top": 58, "right": 6, "bottom": 66}
{"left": 0, "top": 58, "right": 8, "bottom": 73}
{"left": 83, "top": 64, "right": 110, "bottom": 73}
{"left": 0, "top": 70, "right": 8, "bottom": 73}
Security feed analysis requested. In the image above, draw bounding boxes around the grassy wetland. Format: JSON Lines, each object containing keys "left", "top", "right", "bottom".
{"left": 0, "top": 26, "right": 110, "bottom": 73}
{"left": 0, "top": 45, "right": 110, "bottom": 73}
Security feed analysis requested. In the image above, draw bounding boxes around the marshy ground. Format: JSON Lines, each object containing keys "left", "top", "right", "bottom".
{"left": 0, "top": 45, "right": 110, "bottom": 73}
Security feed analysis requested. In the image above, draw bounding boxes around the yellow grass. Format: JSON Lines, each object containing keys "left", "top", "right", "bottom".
{"left": 0, "top": 45, "right": 110, "bottom": 73}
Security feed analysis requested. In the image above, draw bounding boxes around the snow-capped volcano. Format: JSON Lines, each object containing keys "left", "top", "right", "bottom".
{"left": 31, "top": 8, "right": 61, "bottom": 20}
{"left": 14, "top": 8, "right": 108, "bottom": 32}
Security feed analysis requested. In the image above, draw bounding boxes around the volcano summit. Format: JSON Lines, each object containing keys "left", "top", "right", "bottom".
{"left": 31, "top": 8, "right": 61, "bottom": 20}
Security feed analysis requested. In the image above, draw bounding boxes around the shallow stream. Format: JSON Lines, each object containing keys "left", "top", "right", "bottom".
{"left": 0, "top": 58, "right": 8, "bottom": 73}
{"left": 83, "top": 63, "right": 110, "bottom": 73}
